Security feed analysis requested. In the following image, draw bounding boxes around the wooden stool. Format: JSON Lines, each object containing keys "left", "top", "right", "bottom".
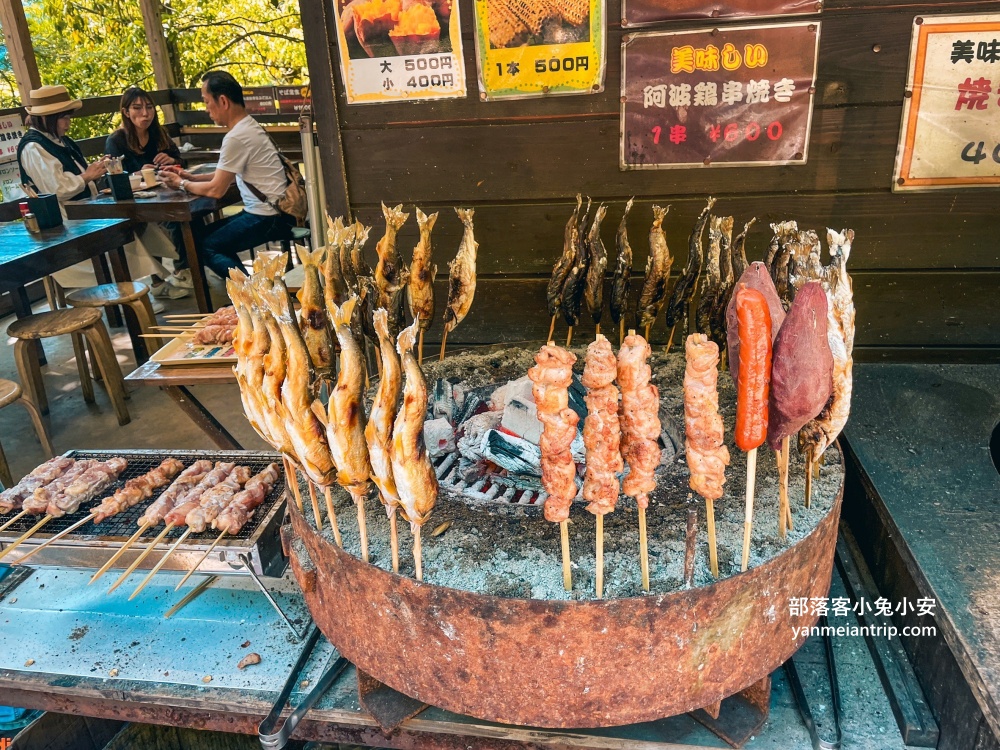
{"left": 7, "top": 308, "right": 131, "bottom": 427}
{"left": 0, "top": 378, "right": 55, "bottom": 488}
{"left": 65, "top": 282, "right": 163, "bottom": 352}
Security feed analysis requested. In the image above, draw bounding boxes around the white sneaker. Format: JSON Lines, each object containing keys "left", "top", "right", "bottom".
{"left": 170, "top": 269, "right": 194, "bottom": 289}
{"left": 150, "top": 278, "right": 190, "bottom": 299}
{"left": 149, "top": 296, "right": 165, "bottom": 314}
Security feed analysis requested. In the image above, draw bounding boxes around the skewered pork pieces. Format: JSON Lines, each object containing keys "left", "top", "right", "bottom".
{"left": 609, "top": 197, "right": 634, "bottom": 332}
{"left": 391, "top": 321, "right": 439, "bottom": 527}
{"left": 666, "top": 198, "right": 715, "bottom": 342}
{"left": 214, "top": 463, "right": 281, "bottom": 535}
{"left": 24, "top": 460, "right": 97, "bottom": 514}
{"left": 46, "top": 457, "right": 128, "bottom": 517}
{"left": 365, "top": 309, "right": 402, "bottom": 516}
{"left": 138, "top": 460, "right": 214, "bottom": 527}
{"left": 92, "top": 458, "right": 184, "bottom": 523}
{"left": 547, "top": 195, "right": 583, "bottom": 322}
{"left": 583, "top": 204, "right": 609, "bottom": 327}
{"left": 726, "top": 262, "right": 785, "bottom": 382}
{"left": 636, "top": 206, "right": 673, "bottom": 331}
{"left": 443, "top": 208, "right": 478, "bottom": 335}
{"left": 193, "top": 325, "right": 235, "bottom": 346}
{"left": 0, "top": 457, "right": 75, "bottom": 514}
{"left": 767, "top": 282, "right": 833, "bottom": 451}
{"left": 618, "top": 333, "right": 661, "bottom": 510}
{"left": 528, "top": 343, "right": 579, "bottom": 523}
{"left": 186, "top": 465, "right": 253, "bottom": 533}
{"left": 581, "top": 335, "right": 623, "bottom": 516}
{"left": 374, "top": 202, "right": 410, "bottom": 313}
{"left": 159, "top": 462, "right": 236, "bottom": 527}
{"left": 166, "top": 463, "right": 243, "bottom": 529}
{"left": 684, "top": 334, "right": 730, "bottom": 501}
{"left": 408, "top": 208, "right": 439, "bottom": 331}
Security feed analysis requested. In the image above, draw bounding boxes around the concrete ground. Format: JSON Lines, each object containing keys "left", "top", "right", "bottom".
{"left": 0, "top": 267, "right": 271, "bottom": 486}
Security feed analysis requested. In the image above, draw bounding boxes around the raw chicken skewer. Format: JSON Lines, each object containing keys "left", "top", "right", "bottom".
{"left": 684, "top": 334, "right": 730, "bottom": 578}
{"left": 527, "top": 341, "right": 579, "bottom": 591}
{"left": 618, "top": 331, "right": 661, "bottom": 591}
{"left": 390, "top": 321, "right": 439, "bottom": 581}
{"left": 440, "top": 208, "right": 478, "bottom": 360}
{"left": 0, "top": 457, "right": 75, "bottom": 529}
{"left": 581, "top": 335, "right": 623, "bottom": 597}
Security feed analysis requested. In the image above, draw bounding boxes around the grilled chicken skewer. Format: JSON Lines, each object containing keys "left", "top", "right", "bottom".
{"left": 636, "top": 205, "right": 673, "bottom": 340}
{"left": 665, "top": 198, "right": 714, "bottom": 352}
{"left": 441, "top": 208, "right": 478, "bottom": 360}
{"left": 609, "top": 197, "right": 634, "bottom": 344}
{"left": 0, "top": 456, "right": 75, "bottom": 518}
{"left": 328, "top": 296, "right": 374, "bottom": 562}
{"left": 547, "top": 195, "right": 583, "bottom": 342}
{"left": 365, "top": 309, "right": 403, "bottom": 572}
{"left": 408, "top": 208, "right": 439, "bottom": 364}
{"left": 390, "top": 321, "right": 439, "bottom": 581}
{"left": 583, "top": 204, "right": 609, "bottom": 338}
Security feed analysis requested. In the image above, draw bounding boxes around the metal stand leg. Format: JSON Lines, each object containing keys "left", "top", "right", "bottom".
{"left": 232, "top": 551, "right": 310, "bottom": 642}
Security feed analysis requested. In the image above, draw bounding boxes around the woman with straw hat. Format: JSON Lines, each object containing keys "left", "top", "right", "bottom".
{"left": 16, "top": 84, "right": 169, "bottom": 294}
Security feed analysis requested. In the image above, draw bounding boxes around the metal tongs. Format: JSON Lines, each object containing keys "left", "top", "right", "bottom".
{"left": 785, "top": 615, "right": 843, "bottom": 750}
{"left": 258, "top": 625, "right": 349, "bottom": 749}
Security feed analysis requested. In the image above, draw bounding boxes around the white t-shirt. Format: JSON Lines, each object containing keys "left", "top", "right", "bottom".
{"left": 217, "top": 115, "right": 286, "bottom": 216}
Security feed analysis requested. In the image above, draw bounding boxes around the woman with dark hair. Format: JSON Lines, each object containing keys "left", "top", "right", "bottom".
{"left": 17, "top": 84, "right": 168, "bottom": 294}
{"left": 105, "top": 87, "right": 192, "bottom": 298}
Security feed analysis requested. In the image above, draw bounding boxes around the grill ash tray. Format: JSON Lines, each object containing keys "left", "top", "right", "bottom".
{"left": 0, "top": 450, "right": 287, "bottom": 576}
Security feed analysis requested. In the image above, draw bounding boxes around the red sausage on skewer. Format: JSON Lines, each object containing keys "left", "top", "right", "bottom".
{"left": 734, "top": 287, "right": 773, "bottom": 453}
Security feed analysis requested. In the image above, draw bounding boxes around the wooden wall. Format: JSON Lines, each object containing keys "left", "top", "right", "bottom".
{"left": 302, "top": 0, "right": 1000, "bottom": 361}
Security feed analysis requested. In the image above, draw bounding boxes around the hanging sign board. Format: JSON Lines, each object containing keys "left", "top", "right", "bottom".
{"left": 623, "top": 0, "right": 817, "bottom": 27}
{"left": 620, "top": 21, "right": 820, "bottom": 170}
{"left": 332, "top": 0, "right": 466, "bottom": 104}
{"left": 894, "top": 14, "right": 1000, "bottom": 191}
{"left": 473, "top": 0, "right": 606, "bottom": 101}
{"left": 242, "top": 87, "right": 278, "bottom": 115}
{"left": 276, "top": 85, "right": 311, "bottom": 114}
{"left": 0, "top": 113, "right": 26, "bottom": 164}
{"left": 0, "top": 161, "right": 26, "bottom": 201}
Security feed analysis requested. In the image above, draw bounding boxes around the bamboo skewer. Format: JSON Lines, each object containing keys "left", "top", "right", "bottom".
{"left": 356, "top": 494, "right": 369, "bottom": 563}
{"left": 565, "top": 326, "right": 573, "bottom": 347}
{"left": 389, "top": 508, "right": 399, "bottom": 574}
{"left": 547, "top": 315, "right": 557, "bottom": 344}
{"left": 283, "top": 458, "right": 303, "bottom": 512}
{"left": 666, "top": 325, "right": 676, "bottom": 353}
{"left": 439, "top": 330, "right": 449, "bottom": 361}
{"left": 805, "top": 448, "right": 814, "bottom": 508}
{"left": 107, "top": 524, "right": 174, "bottom": 594}
{"left": 138, "top": 333, "right": 193, "bottom": 339}
{"left": 638, "top": 506, "right": 650, "bottom": 592}
{"left": 741, "top": 448, "right": 758, "bottom": 572}
{"left": 706, "top": 498, "right": 719, "bottom": 577}
{"left": 412, "top": 523, "right": 423, "bottom": 581}
{"left": 16, "top": 513, "right": 94, "bottom": 563}
{"left": 323, "top": 487, "right": 342, "bottom": 546}
{"left": 307, "top": 482, "right": 323, "bottom": 530}
{"left": 560, "top": 520, "right": 572, "bottom": 591}
{"left": 0, "top": 515, "right": 52, "bottom": 561}
{"left": 595, "top": 514, "right": 604, "bottom": 599}
{"left": 418, "top": 330, "right": 425, "bottom": 366}
{"left": 684, "top": 508, "right": 698, "bottom": 587}
{"left": 618, "top": 319, "right": 625, "bottom": 345}
{"left": 0, "top": 509, "right": 28, "bottom": 533}
{"left": 90, "top": 523, "right": 150, "bottom": 584}
{"left": 175, "top": 531, "right": 227, "bottom": 591}
{"left": 165, "top": 575, "right": 218, "bottom": 618}
{"left": 643, "top": 323, "right": 651, "bottom": 341}
{"left": 595, "top": 323, "right": 600, "bottom": 339}
{"left": 129, "top": 528, "right": 192, "bottom": 600}
{"left": 777, "top": 438, "right": 789, "bottom": 540}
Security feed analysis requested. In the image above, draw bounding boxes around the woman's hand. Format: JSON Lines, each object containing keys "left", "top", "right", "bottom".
{"left": 82, "top": 159, "right": 108, "bottom": 183}
{"left": 153, "top": 152, "right": 177, "bottom": 167}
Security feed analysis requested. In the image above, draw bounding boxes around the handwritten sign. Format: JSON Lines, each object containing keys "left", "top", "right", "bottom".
{"left": 620, "top": 22, "right": 820, "bottom": 170}
{"left": 473, "top": 0, "right": 606, "bottom": 100}
{"left": 623, "top": 0, "right": 818, "bottom": 27}
{"left": 276, "top": 85, "right": 311, "bottom": 114}
{"left": 242, "top": 87, "right": 277, "bottom": 115}
{"left": 894, "top": 14, "right": 1000, "bottom": 190}
{"left": 0, "top": 113, "right": 25, "bottom": 164}
{"left": 0, "top": 161, "right": 26, "bottom": 202}
{"left": 332, "top": 0, "right": 466, "bottom": 104}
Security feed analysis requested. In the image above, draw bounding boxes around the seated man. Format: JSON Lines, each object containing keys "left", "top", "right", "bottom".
{"left": 161, "top": 71, "right": 293, "bottom": 279}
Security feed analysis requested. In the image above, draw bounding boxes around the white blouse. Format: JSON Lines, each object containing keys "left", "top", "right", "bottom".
{"left": 19, "top": 130, "right": 97, "bottom": 203}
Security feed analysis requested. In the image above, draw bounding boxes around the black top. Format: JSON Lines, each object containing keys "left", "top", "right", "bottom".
{"left": 16, "top": 129, "right": 92, "bottom": 202}
{"left": 104, "top": 129, "right": 184, "bottom": 174}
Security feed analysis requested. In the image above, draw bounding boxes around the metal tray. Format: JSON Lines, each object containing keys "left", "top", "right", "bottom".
{"left": 0, "top": 449, "right": 288, "bottom": 577}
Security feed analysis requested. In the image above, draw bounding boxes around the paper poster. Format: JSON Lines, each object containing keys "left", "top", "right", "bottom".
{"left": 242, "top": 87, "right": 278, "bottom": 115}
{"left": 473, "top": 0, "right": 606, "bottom": 100}
{"left": 623, "top": 0, "right": 817, "bottom": 27}
{"left": 620, "top": 21, "right": 820, "bottom": 170}
{"left": 276, "top": 85, "right": 312, "bottom": 114}
{"left": 332, "top": 0, "right": 466, "bottom": 104}
{"left": 0, "top": 113, "right": 25, "bottom": 164}
{"left": 894, "top": 14, "right": 1000, "bottom": 191}
{"left": 0, "top": 161, "right": 26, "bottom": 202}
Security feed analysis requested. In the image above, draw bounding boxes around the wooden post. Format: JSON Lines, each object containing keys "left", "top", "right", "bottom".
{"left": 0, "top": 0, "right": 40, "bottom": 104}
{"left": 136, "top": 0, "right": 177, "bottom": 122}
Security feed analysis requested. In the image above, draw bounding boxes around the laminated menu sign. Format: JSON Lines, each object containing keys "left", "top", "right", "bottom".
{"left": 473, "top": 0, "right": 606, "bottom": 100}
{"left": 894, "top": 14, "right": 1000, "bottom": 191}
{"left": 0, "top": 113, "right": 25, "bottom": 164}
{"left": 623, "top": 0, "right": 817, "bottom": 27}
{"left": 242, "top": 87, "right": 277, "bottom": 115}
{"left": 276, "top": 85, "right": 311, "bottom": 114}
{"left": 620, "top": 22, "right": 820, "bottom": 170}
{"left": 332, "top": 0, "right": 466, "bottom": 104}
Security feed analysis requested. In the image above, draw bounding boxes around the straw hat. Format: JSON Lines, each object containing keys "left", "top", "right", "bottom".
{"left": 25, "top": 85, "right": 83, "bottom": 116}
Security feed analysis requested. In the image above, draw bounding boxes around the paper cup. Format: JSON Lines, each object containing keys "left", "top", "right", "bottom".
{"left": 141, "top": 168, "right": 157, "bottom": 186}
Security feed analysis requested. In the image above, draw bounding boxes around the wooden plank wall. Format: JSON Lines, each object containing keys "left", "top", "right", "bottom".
{"left": 298, "top": 0, "right": 1000, "bottom": 359}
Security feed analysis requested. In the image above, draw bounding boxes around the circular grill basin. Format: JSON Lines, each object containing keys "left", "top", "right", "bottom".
{"left": 284, "top": 466, "right": 842, "bottom": 728}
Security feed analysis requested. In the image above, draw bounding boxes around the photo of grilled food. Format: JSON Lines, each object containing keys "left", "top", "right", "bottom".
{"left": 340, "top": 0, "right": 454, "bottom": 58}
{"left": 487, "top": 0, "right": 590, "bottom": 49}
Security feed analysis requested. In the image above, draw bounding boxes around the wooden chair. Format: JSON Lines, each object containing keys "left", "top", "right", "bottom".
{"left": 64, "top": 281, "right": 163, "bottom": 350}
{"left": 7, "top": 308, "right": 131, "bottom": 427}
{"left": 0, "top": 378, "right": 54, "bottom": 488}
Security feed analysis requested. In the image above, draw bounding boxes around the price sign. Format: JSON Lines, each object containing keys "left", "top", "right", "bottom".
{"left": 332, "top": 0, "right": 466, "bottom": 104}
{"left": 242, "top": 87, "right": 278, "bottom": 115}
{"left": 473, "top": 0, "right": 605, "bottom": 100}
{"left": 0, "top": 113, "right": 26, "bottom": 164}
{"left": 0, "top": 161, "right": 26, "bottom": 201}
{"left": 276, "top": 85, "right": 311, "bottom": 114}
{"left": 623, "top": 0, "right": 817, "bottom": 27}
{"left": 620, "top": 21, "right": 820, "bottom": 170}
{"left": 895, "top": 14, "right": 1000, "bottom": 190}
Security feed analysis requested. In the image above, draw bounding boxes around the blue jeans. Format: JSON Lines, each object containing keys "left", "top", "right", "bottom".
{"left": 198, "top": 210, "right": 294, "bottom": 279}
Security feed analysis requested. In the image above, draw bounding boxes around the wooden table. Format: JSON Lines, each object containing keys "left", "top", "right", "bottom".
{"left": 0, "top": 218, "right": 142, "bottom": 362}
{"left": 125, "top": 358, "right": 241, "bottom": 450}
{"left": 65, "top": 184, "right": 240, "bottom": 315}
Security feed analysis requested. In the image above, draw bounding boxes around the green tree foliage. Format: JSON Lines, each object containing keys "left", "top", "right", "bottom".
{"left": 0, "top": 0, "right": 306, "bottom": 136}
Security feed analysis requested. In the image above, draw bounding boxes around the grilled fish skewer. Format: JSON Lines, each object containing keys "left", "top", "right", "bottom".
{"left": 408, "top": 208, "right": 439, "bottom": 364}
{"left": 583, "top": 204, "right": 609, "bottom": 336}
{"left": 636, "top": 205, "right": 673, "bottom": 339}
{"left": 296, "top": 245, "right": 336, "bottom": 380}
{"left": 441, "top": 208, "right": 478, "bottom": 360}
{"left": 610, "top": 197, "right": 635, "bottom": 343}
{"left": 547, "top": 195, "right": 583, "bottom": 341}
{"left": 665, "top": 198, "right": 715, "bottom": 352}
